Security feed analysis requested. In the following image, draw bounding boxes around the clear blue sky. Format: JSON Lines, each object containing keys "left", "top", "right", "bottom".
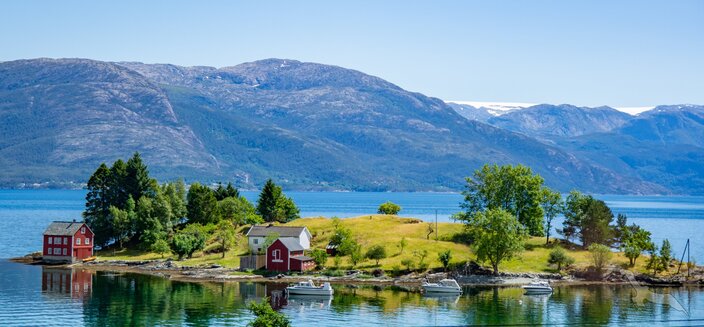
{"left": 1, "top": 0, "right": 702, "bottom": 107}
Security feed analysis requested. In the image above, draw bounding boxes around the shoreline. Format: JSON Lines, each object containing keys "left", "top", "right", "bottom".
{"left": 11, "top": 257, "right": 700, "bottom": 288}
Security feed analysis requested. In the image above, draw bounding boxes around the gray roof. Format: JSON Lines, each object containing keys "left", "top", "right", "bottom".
{"left": 43, "top": 221, "right": 85, "bottom": 236}
{"left": 290, "top": 255, "right": 313, "bottom": 261}
{"left": 275, "top": 238, "right": 305, "bottom": 251}
{"left": 247, "top": 225, "right": 309, "bottom": 238}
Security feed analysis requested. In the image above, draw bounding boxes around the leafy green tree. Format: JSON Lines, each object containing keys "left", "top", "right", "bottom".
{"left": 349, "top": 244, "right": 364, "bottom": 268}
{"left": 107, "top": 159, "right": 129, "bottom": 209}
{"left": 219, "top": 196, "right": 262, "bottom": 227}
{"left": 366, "top": 245, "right": 387, "bottom": 266}
{"left": 187, "top": 183, "right": 220, "bottom": 225}
{"left": 162, "top": 180, "right": 187, "bottom": 224}
{"left": 109, "top": 197, "right": 135, "bottom": 249}
{"left": 401, "top": 258, "right": 415, "bottom": 272}
{"left": 260, "top": 232, "right": 280, "bottom": 254}
{"left": 438, "top": 249, "right": 452, "bottom": 271}
{"left": 660, "top": 239, "right": 672, "bottom": 268}
{"left": 426, "top": 223, "right": 434, "bottom": 240}
{"left": 83, "top": 163, "right": 113, "bottom": 247}
{"left": 170, "top": 224, "right": 207, "bottom": 260}
{"left": 588, "top": 243, "right": 612, "bottom": 271}
{"left": 151, "top": 238, "right": 170, "bottom": 258}
{"left": 377, "top": 201, "right": 401, "bottom": 215}
{"left": 310, "top": 249, "right": 328, "bottom": 269}
{"left": 455, "top": 164, "right": 545, "bottom": 236}
{"left": 125, "top": 152, "right": 156, "bottom": 202}
{"left": 214, "top": 182, "right": 240, "bottom": 201}
{"left": 256, "top": 179, "right": 299, "bottom": 222}
{"left": 647, "top": 246, "right": 663, "bottom": 275}
{"left": 548, "top": 246, "right": 574, "bottom": 271}
{"left": 621, "top": 224, "right": 654, "bottom": 266}
{"left": 414, "top": 249, "right": 429, "bottom": 268}
{"left": 561, "top": 191, "right": 615, "bottom": 248}
{"left": 539, "top": 187, "right": 563, "bottom": 244}
{"left": 398, "top": 237, "right": 408, "bottom": 255}
{"left": 135, "top": 196, "right": 164, "bottom": 249}
{"left": 470, "top": 208, "right": 527, "bottom": 275}
{"left": 247, "top": 297, "right": 291, "bottom": 327}
{"left": 214, "top": 220, "right": 237, "bottom": 258}
{"left": 559, "top": 190, "right": 588, "bottom": 243}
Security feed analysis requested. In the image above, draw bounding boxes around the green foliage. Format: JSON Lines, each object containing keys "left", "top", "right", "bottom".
{"left": 349, "top": 244, "right": 364, "bottom": 268}
{"left": 413, "top": 249, "right": 429, "bottom": 268}
{"left": 109, "top": 198, "right": 135, "bottom": 250}
{"left": 660, "top": 239, "right": 673, "bottom": 267}
{"left": 438, "top": 249, "right": 452, "bottom": 271}
{"left": 365, "top": 245, "right": 387, "bottom": 266}
{"left": 588, "top": 243, "right": 612, "bottom": 271}
{"left": 214, "top": 220, "right": 236, "bottom": 258}
{"left": 561, "top": 191, "right": 616, "bottom": 248}
{"left": 170, "top": 224, "right": 207, "bottom": 260}
{"left": 539, "top": 187, "right": 563, "bottom": 244}
{"left": 161, "top": 179, "right": 187, "bottom": 223}
{"left": 151, "top": 239, "right": 170, "bottom": 258}
{"left": 455, "top": 164, "right": 545, "bottom": 236}
{"left": 547, "top": 246, "right": 574, "bottom": 271}
{"left": 214, "top": 182, "right": 240, "bottom": 201}
{"left": 247, "top": 297, "right": 291, "bottom": 327}
{"left": 310, "top": 249, "right": 328, "bottom": 269}
{"left": 398, "top": 237, "right": 408, "bottom": 254}
{"left": 646, "top": 246, "right": 663, "bottom": 275}
{"left": 401, "top": 258, "right": 415, "bottom": 271}
{"left": 186, "top": 183, "right": 220, "bottom": 225}
{"left": 621, "top": 223, "right": 654, "bottom": 266}
{"left": 256, "top": 179, "right": 299, "bottom": 223}
{"left": 377, "top": 201, "right": 401, "bottom": 215}
{"left": 426, "top": 223, "right": 434, "bottom": 240}
{"left": 333, "top": 255, "right": 342, "bottom": 269}
{"left": 125, "top": 152, "right": 157, "bottom": 201}
{"left": 470, "top": 208, "right": 527, "bottom": 275}
{"left": 84, "top": 163, "right": 113, "bottom": 247}
{"left": 261, "top": 232, "right": 280, "bottom": 254}
{"left": 219, "top": 196, "right": 262, "bottom": 227}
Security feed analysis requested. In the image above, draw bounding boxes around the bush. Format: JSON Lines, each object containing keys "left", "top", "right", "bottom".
{"left": 401, "top": 258, "right": 415, "bottom": 272}
{"left": 371, "top": 268, "right": 384, "bottom": 277}
{"left": 438, "top": 250, "right": 452, "bottom": 271}
{"left": 377, "top": 201, "right": 401, "bottom": 215}
{"left": 366, "top": 245, "right": 387, "bottom": 266}
{"left": 247, "top": 297, "right": 291, "bottom": 327}
{"left": 310, "top": 249, "right": 328, "bottom": 269}
{"left": 588, "top": 243, "right": 612, "bottom": 271}
{"left": 548, "top": 246, "right": 575, "bottom": 271}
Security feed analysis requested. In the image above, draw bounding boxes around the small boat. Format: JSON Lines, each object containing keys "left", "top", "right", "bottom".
{"left": 285, "top": 280, "right": 334, "bottom": 296}
{"left": 522, "top": 281, "right": 553, "bottom": 294}
{"left": 422, "top": 279, "right": 462, "bottom": 293}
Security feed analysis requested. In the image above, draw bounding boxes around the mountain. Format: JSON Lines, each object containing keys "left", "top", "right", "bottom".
{"left": 486, "top": 104, "right": 633, "bottom": 139}
{"left": 445, "top": 103, "right": 494, "bottom": 122}
{"left": 0, "top": 58, "right": 662, "bottom": 193}
{"left": 558, "top": 105, "right": 704, "bottom": 194}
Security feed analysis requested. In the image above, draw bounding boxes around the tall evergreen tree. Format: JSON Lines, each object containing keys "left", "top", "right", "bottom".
{"left": 186, "top": 183, "right": 220, "bottom": 225}
{"left": 162, "top": 179, "right": 187, "bottom": 226}
{"left": 256, "top": 179, "right": 281, "bottom": 222}
{"left": 108, "top": 159, "right": 129, "bottom": 209}
{"left": 125, "top": 152, "right": 156, "bottom": 202}
{"left": 214, "top": 182, "right": 240, "bottom": 201}
{"left": 83, "top": 163, "right": 113, "bottom": 247}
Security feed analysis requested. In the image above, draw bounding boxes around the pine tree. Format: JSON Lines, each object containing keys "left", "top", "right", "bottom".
{"left": 83, "top": 163, "right": 113, "bottom": 247}
{"left": 186, "top": 183, "right": 220, "bottom": 225}
{"left": 125, "top": 152, "right": 156, "bottom": 202}
{"left": 256, "top": 179, "right": 281, "bottom": 222}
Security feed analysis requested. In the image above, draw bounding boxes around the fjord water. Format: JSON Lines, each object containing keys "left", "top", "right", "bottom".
{"left": 1, "top": 189, "right": 704, "bottom": 326}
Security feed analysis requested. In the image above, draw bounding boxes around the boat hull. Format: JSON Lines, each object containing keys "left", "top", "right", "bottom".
{"left": 422, "top": 285, "right": 462, "bottom": 293}
{"left": 522, "top": 287, "right": 553, "bottom": 294}
{"left": 286, "top": 288, "right": 334, "bottom": 296}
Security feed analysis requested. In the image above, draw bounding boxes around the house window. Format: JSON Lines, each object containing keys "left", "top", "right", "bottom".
{"left": 63, "top": 237, "right": 68, "bottom": 245}
{"left": 85, "top": 238, "right": 90, "bottom": 245}
{"left": 48, "top": 248, "right": 53, "bottom": 255}
{"left": 62, "top": 248, "right": 67, "bottom": 256}
{"left": 81, "top": 227, "right": 86, "bottom": 234}
{"left": 48, "top": 237, "right": 53, "bottom": 245}
{"left": 54, "top": 237, "right": 61, "bottom": 244}
{"left": 253, "top": 239, "right": 259, "bottom": 244}
{"left": 272, "top": 249, "right": 281, "bottom": 262}
{"left": 76, "top": 238, "right": 81, "bottom": 245}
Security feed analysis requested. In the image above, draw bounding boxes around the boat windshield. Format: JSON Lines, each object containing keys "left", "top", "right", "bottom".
{"left": 439, "top": 279, "right": 460, "bottom": 288}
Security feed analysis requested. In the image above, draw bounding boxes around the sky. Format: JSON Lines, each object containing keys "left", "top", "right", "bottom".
{"left": 1, "top": 0, "right": 702, "bottom": 107}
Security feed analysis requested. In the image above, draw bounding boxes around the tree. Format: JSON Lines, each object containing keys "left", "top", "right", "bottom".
{"left": 260, "top": 232, "right": 280, "bottom": 254}
{"left": 151, "top": 238, "right": 170, "bottom": 258}
{"left": 561, "top": 191, "right": 616, "bottom": 248}
{"left": 621, "top": 224, "right": 654, "bottom": 266}
{"left": 539, "top": 188, "right": 563, "bottom": 244}
{"left": 647, "top": 246, "right": 663, "bottom": 275}
{"left": 401, "top": 258, "right": 415, "bottom": 272}
{"left": 588, "top": 243, "right": 612, "bottom": 271}
{"left": 219, "top": 196, "right": 262, "bottom": 227}
{"left": 438, "top": 250, "right": 452, "bottom": 271}
{"left": 125, "top": 152, "right": 156, "bottom": 202}
{"left": 214, "top": 182, "right": 240, "bottom": 201}
{"left": 186, "top": 183, "right": 220, "bottom": 225}
{"left": 349, "top": 244, "right": 364, "bottom": 268}
{"left": 247, "top": 297, "right": 291, "bottom": 327}
{"left": 135, "top": 196, "right": 164, "bottom": 249}
{"left": 377, "top": 201, "right": 401, "bottom": 215}
{"left": 366, "top": 245, "right": 387, "bottom": 266}
{"left": 414, "top": 249, "right": 429, "bottom": 269}
{"left": 256, "top": 179, "right": 299, "bottom": 223}
{"left": 660, "top": 239, "right": 672, "bottom": 268}
{"left": 107, "top": 159, "right": 129, "bottom": 209}
{"left": 214, "top": 220, "right": 236, "bottom": 258}
{"left": 310, "top": 249, "right": 328, "bottom": 269}
{"left": 548, "top": 246, "right": 574, "bottom": 271}
{"left": 470, "top": 208, "right": 527, "bottom": 275}
{"left": 170, "top": 224, "right": 206, "bottom": 260}
{"left": 83, "top": 163, "right": 113, "bottom": 247}
{"left": 398, "top": 237, "right": 408, "bottom": 255}
{"left": 454, "top": 164, "right": 545, "bottom": 236}
{"left": 109, "top": 197, "right": 135, "bottom": 250}
{"left": 426, "top": 223, "right": 434, "bottom": 240}
{"left": 559, "top": 190, "right": 588, "bottom": 243}
{"left": 162, "top": 180, "right": 187, "bottom": 225}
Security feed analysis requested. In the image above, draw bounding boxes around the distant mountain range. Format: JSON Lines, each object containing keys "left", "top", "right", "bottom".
{"left": 0, "top": 58, "right": 699, "bottom": 194}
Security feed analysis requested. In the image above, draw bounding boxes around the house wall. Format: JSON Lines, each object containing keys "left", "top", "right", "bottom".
{"left": 72, "top": 226, "right": 93, "bottom": 261}
{"left": 43, "top": 235, "right": 72, "bottom": 258}
{"left": 248, "top": 236, "right": 309, "bottom": 253}
{"left": 266, "top": 240, "right": 290, "bottom": 272}
{"left": 298, "top": 231, "right": 311, "bottom": 249}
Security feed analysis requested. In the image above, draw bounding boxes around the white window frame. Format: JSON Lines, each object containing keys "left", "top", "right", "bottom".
{"left": 253, "top": 238, "right": 259, "bottom": 244}
{"left": 76, "top": 238, "right": 81, "bottom": 245}
{"left": 54, "top": 237, "right": 60, "bottom": 244}
{"left": 63, "top": 237, "right": 68, "bottom": 245}
{"left": 48, "top": 248, "right": 53, "bottom": 255}
{"left": 272, "top": 249, "right": 282, "bottom": 262}
{"left": 62, "top": 248, "right": 67, "bottom": 256}
{"left": 85, "top": 238, "right": 90, "bottom": 245}
{"left": 81, "top": 227, "right": 86, "bottom": 234}
{"left": 48, "top": 237, "right": 52, "bottom": 245}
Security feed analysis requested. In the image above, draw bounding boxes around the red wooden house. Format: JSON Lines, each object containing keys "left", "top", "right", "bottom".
{"left": 43, "top": 221, "right": 94, "bottom": 263}
{"left": 266, "top": 238, "right": 315, "bottom": 272}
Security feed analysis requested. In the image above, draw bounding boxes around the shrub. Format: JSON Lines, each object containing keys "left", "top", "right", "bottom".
{"left": 588, "top": 243, "right": 612, "bottom": 271}
{"left": 548, "top": 246, "right": 574, "bottom": 271}
{"left": 401, "top": 258, "right": 415, "bottom": 272}
{"left": 438, "top": 250, "right": 452, "bottom": 271}
{"left": 366, "top": 245, "right": 387, "bottom": 266}
{"left": 310, "top": 249, "right": 328, "bottom": 269}
{"left": 377, "top": 201, "right": 401, "bottom": 215}
{"left": 247, "top": 297, "right": 290, "bottom": 327}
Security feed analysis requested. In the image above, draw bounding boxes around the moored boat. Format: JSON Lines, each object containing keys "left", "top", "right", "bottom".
{"left": 285, "top": 280, "right": 334, "bottom": 296}
{"left": 422, "top": 279, "right": 462, "bottom": 293}
{"left": 522, "top": 281, "right": 553, "bottom": 294}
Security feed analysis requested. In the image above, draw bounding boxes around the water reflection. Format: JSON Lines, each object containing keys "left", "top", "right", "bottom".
{"left": 29, "top": 267, "right": 704, "bottom": 326}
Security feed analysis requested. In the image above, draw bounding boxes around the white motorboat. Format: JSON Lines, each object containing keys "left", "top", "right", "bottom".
{"left": 522, "top": 281, "right": 553, "bottom": 294}
{"left": 285, "top": 280, "right": 334, "bottom": 296}
{"left": 422, "top": 279, "right": 463, "bottom": 293}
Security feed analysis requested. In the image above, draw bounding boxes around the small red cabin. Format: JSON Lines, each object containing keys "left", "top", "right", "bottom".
{"left": 266, "top": 238, "right": 315, "bottom": 272}
{"left": 43, "top": 221, "right": 94, "bottom": 263}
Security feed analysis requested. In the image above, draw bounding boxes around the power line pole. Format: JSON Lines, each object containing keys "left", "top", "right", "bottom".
{"left": 435, "top": 209, "right": 438, "bottom": 241}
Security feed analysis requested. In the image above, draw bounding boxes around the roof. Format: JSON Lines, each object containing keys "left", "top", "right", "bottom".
{"left": 272, "top": 238, "right": 305, "bottom": 252}
{"left": 43, "top": 221, "right": 85, "bottom": 236}
{"left": 290, "top": 255, "right": 314, "bottom": 262}
{"left": 246, "top": 225, "right": 310, "bottom": 238}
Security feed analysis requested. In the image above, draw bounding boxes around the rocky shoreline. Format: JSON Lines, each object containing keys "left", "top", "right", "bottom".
{"left": 13, "top": 255, "right": 704, "bottom": 288}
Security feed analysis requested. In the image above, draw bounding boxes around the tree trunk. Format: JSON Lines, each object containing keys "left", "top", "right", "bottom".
{"left": 545, "top": 234, "right": 550, "bottom": 245}
{"left": 557, "top": 262, "right": 562, "bottom": 271}
{"left": 493, "top": 263, "right": 499, "bottom": 275}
